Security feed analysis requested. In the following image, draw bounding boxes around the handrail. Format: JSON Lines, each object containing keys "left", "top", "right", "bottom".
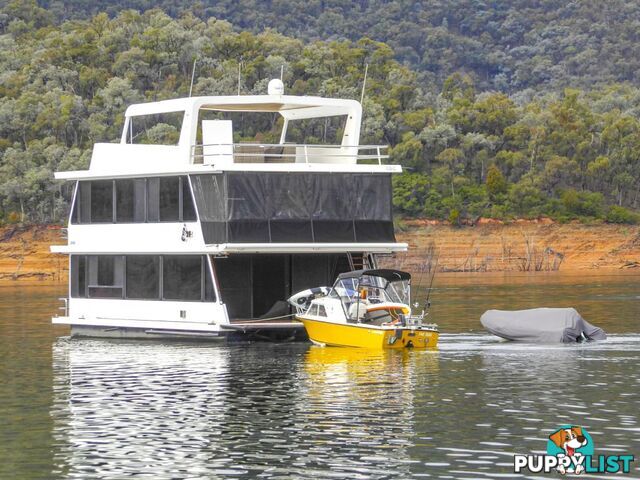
{"left": 191, "top": 143, "right": 389, "bottom": 165}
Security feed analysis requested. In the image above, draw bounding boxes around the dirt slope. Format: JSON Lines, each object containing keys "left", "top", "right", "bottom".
{"left": 392, "top": 220, "right": 640, "bottom": 273}
{"left": 0, "top": 222, "right": 638, "bottom": 284}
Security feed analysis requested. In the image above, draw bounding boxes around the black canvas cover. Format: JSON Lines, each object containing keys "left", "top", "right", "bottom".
{"left": 480, "top": 308, "right": 607, "bottom": 343}
{"left": 190, "top": 172, "right": 395, "bottom": 244}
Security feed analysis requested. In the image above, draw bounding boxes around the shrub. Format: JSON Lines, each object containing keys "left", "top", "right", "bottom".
{"left": 606, "top": 205, "right": 640, "bottom": 224}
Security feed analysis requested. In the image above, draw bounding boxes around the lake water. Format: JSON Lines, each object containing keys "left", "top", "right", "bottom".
{"left": 1, "top": 272, "right": 639, "bottom": 479}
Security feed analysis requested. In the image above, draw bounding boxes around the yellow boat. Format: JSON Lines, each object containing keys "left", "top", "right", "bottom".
{"left": 292, "top": 269, "right": 438, "bottom": 349}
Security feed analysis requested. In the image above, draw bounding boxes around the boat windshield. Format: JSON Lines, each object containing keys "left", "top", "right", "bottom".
{"left": 329, "top": 274, "right": 410, "bottom": 305}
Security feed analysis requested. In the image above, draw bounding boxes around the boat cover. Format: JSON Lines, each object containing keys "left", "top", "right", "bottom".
{"left": 480, "top": 308, "right": 606, "bottom": 343}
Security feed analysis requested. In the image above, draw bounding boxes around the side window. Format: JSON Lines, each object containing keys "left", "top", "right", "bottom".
{"left": 159, "top": 177, "right": 180, "bottom": 222}
{"left": 87, "top": 255, "right": 124, "bottom": 298}
{"left": 70, "top": 255, "right": 86, "bottom": 298}
{"left": 90, "top": 181, "right": 114, "bottom": 223}
{"left": 126, "top": 256, "right": 160, "bottom": 299}
{"left": 70, "top": 255, "right": 215, "bottom": 302}
{"left": 318, "top": 305, "right": 327, "bottom": 317}
{"left": 163, "top": 255, "right": 202, "bottom": 301}
{"left": 71, "top": 177, "right": 195, "bottom": 224}
{"left": 147, "top": 178, "right": 160, "bottom": 222}
{"left": 115, "top": 179, "right": 134, "bottom": 222}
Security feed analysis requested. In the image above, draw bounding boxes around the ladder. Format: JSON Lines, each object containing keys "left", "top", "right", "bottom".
{"left": 347, "top": 253, "right": 377, "bottom": 271}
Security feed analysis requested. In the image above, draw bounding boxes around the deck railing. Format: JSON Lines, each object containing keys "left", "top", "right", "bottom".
{"left": 191, "top": 143, "right": 389, "bottom": 165}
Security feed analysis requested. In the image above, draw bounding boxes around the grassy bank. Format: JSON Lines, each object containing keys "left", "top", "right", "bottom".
{"left": 0, "top": 222, "right": 638, "bottom": 284}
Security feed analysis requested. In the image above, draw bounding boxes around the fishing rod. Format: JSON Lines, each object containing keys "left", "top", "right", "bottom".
{"left": 423, "top": 255, "right": 439, "bottom": 312}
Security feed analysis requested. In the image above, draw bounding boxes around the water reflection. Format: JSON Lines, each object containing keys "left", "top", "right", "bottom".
{"left": 3, "top": 275, "right": 639, "bottom": 479}
{"left": 52, "top": 336, "right": 640, "bottom": 479}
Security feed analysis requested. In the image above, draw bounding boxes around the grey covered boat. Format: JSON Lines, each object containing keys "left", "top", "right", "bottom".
{"left": 480, "top": 307, "right": 606, "bottom": 343}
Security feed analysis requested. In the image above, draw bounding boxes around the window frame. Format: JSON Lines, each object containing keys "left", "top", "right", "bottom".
{"left": 70, "top": 176, "right": 198, "bottom": 225}
{"left": 69, "top": 254, "right": 217, "bottom": 302}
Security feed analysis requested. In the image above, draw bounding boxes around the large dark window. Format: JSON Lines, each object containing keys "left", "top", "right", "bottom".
{"left": 70, "top": 255, "right": 86, "bottom": 298}
{"left": 88, "top": 255, "right": 124, "bottom": 298}
{"left": 90, "top": 180, "right": 114, "bottom": 223}
{"left": 115, "top": 179, "right": 134, "bottom": 222}
{"left": 71, "top": 255, "right": 215, "bottom": 301}
{"left": 72, "top": 176, "right": 196, "bottom": 224}
{"left": 126, "top": 255, "right": 160, "bottom": 299}
{"left": 147, "top": 177, "right": 160, "bottom": 222}
{"left": 163, "top": 255, "right": 202, "bottom": 301}
{"left": 159, "top": 177, "right": 180, "bottom": 221}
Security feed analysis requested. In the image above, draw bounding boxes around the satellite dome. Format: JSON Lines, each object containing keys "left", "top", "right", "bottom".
{"left": 268, "top": 78, "right": 285, "bottom": 95}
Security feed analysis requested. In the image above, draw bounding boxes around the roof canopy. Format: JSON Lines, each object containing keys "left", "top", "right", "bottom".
{"left": 336, "top": 269, "right": 411, "bottom": 283}
{"left": 125, "top": 95, "right": 361, "bottom": 121}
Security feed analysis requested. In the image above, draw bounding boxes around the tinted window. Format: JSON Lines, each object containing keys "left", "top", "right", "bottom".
{"left": 115, "top": 179, "right": 134, "bottom": 222}
{"left": 79, "top": 181, "right": 91, "bottom": 223}
{"left": 159, "top": 177, "right": 180, "bottom": 222}
{"left": 97, "top": 255, "right": 115, "bottom": 285}
{"left": 133, "top": 178, "right": 146, "bottom": 222}
{"left": 70, "top": 255, "right": 86, "bottom": 298}
{"left": 147, "top": 178, "right": 160, "bottom": 222}
{"left": 126, "top": 256, "right": 160, "bottom": 299}
{"left": 88, "top": 255, "right": 124, "bottom": 298}
{"left": 91, "top": 180, "right": 113, "bottom": 223}
{"left": 163, "top": 256, "right": 202, "bottom": 301}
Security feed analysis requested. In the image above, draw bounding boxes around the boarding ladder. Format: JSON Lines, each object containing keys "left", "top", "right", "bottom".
{"left": 347, "top": 253, "right": 377, "bottom": 271}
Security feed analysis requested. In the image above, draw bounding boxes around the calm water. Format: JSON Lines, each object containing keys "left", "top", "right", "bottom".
{"left": 1, "top": 273, "right": 639, "bottom": 479}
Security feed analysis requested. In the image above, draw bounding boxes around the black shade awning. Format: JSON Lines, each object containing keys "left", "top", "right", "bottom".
{"left": 336, "top": 269, "right": 411, "bottom": 282}
{"left": 191, "top": 172, "right": 396, "bottom": 244}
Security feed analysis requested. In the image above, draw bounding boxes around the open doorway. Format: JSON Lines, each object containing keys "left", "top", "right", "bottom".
{"left": 212, "top": 253, "right": 351, "bottom": 321}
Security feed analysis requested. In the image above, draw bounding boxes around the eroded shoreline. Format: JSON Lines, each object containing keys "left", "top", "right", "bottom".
{"left": 0, "top": 222, "right": 638, "bottom": 284}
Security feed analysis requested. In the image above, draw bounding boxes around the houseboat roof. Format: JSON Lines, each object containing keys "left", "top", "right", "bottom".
{"left": 125, "top": 94, "right": 361, "bottom": 120}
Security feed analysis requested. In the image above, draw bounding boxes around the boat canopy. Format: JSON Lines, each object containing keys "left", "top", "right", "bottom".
{"left": 336, "top": 269, "right": 411, "bottom": 282}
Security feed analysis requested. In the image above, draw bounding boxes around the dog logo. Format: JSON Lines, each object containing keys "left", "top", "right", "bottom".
{"left": 514, "top": 424, "right": 634, "bottom": 475}
{"left": 547, "top": 426, "right": 593, "bottom": 474}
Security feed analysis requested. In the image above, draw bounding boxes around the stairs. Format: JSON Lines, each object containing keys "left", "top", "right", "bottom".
{"left": 347, "top": 252, "right": 377, "bottom": 271}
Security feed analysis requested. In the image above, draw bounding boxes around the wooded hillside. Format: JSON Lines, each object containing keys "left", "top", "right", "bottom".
{"left": 0, "top": 1, "right": 639, "bottom": 225}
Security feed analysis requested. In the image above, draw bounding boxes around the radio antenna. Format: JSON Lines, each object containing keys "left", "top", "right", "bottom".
{"left": 237, "top": 60, "right": 242, "bottom": 96}
{"left": 280, "top": 64, "right": 284, "bottom": 81}
{"left": 188, "top": 58, "right": 197, "bottom": 97}
{"left": 360, "top": 63, "right": 369, "bottom": 104}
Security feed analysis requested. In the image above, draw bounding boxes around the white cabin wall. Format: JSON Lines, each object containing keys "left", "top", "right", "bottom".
{"left": 67, "top": 223, "right": 204, "bottom": 254}
{"left": 67, "top": 298, "right": 229, "bottom": 329}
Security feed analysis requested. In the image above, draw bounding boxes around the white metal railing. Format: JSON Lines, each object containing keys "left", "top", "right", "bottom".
{"left": 191, "top": 143, "right": 389, "bottom": 165}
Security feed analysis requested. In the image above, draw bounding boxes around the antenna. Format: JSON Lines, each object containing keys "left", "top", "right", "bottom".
{"left": 360, "top": 63, "right": 369, "bottom": 104}
{"left": 237, "top": 61, "right": 242, "bottom": 96}
{"left": 280, "top": 64, "right": 284, "bottom": 81}
{"left": 188, "top": 58, "right": 197, "bottom": 97}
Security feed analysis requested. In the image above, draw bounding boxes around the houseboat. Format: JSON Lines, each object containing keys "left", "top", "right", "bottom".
{"left": 52, "top": 79, "right": 406, "bottom": 340}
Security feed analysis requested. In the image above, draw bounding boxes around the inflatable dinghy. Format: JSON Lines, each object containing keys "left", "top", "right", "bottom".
{"left": 480, "top": 307, "right": 606, "bottom": 343}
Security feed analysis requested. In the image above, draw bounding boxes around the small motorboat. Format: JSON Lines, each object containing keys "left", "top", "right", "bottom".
{"left": 290, "top": 269, "right": 439, "bottom": 349}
